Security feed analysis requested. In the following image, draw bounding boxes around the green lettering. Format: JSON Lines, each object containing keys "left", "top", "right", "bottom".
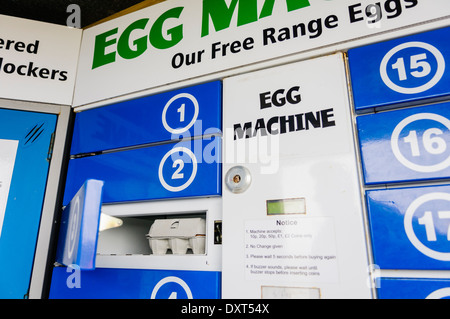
{"left": 202, "top": 0, "right": 311, "bottom": 37}
{"left": 286, "top": 0, "right": 311, "bottom": 12}
{"left": 150, "top": 7, "right": 184, "bottom": 49}
{"left": 117, "top": 18, "right": 149, "bottom": 59}
{"left": 92, "top": 28, "right": 118, "bottom": 69}
{"left": 260, "top": 0, "right": 310, "bottom": 19}
{"left": 202, "top": 0, "right": 258, "bottom": 37}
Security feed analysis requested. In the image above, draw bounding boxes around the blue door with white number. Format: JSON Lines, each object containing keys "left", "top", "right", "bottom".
{"left": 0, "top": 108, "right": 57, "bottom": 298}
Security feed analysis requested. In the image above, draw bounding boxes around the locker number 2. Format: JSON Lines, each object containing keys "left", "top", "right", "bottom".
{"left": 158, "top": 147, "right": 198, "bottom": 192}
{"left": 380, "top": 42, "right": 445, "bottom": 94}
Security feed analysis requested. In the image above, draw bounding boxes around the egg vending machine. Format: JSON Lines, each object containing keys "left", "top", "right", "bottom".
{"left": 348, "top": 26, "right": 450, "bottom": 299}
{"left": 49, "top": 81, "right": 223, "bottom": 299}
{"left": 221, "top": 53, "right": 373, "bottom": 299}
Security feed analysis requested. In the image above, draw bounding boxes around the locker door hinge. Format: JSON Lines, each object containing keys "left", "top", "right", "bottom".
{"left": 47, "top": 132, "right": 56, "bottom": 162}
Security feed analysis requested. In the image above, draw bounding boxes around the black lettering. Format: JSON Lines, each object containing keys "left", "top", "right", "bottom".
{"left": 59, "top": 71, "right": 68, "bottom": 81}
{"left": 267, "top": 116, "right": 279, "bottom": 135}
{"left": 211, "top": 42, "right": 221, "bottom": 59}
{"left": 262, "top": 28, "right": 276, "bottom": 45}
{"left": 305, "top": 111, "right": 321, "bottom": 129}
{"left": 4, "top": 63, "right": 15, "bottom": 74}
{"left": 308, "top": 18, "right": 323, "bottom": 39}
{"left": 221, "top": 42, "right": 230, "bottom": 56}
{"left": 324, "top": 15, "right": 339, "bottom": 29}
{"left": 14, "top": 41, "right": 25, "bottom": 52}
{"left": 172, "top": 52, "right": 184, "bottom": 68}
{"left": 51, "top": 69, "right": 59, "bottom": 80}
{"left": 385, "top": 0, "right": 402, "bottom": 19}
{"left": 39, "top": 68, "right": 50, "bottom": 79}
{"left": 5, "top": 39, "right": 14, "bottom": 50}
{"left": 234, "top": 122, "right": 252, "bottom": 140}
{"left": 292, "top": 23, "right": 306, "bottom": 38}
{"left": 404, "top": 0, "right": 418, "bottom": 8}
{"left": 230, "top": 40, "right": 241, "bottom": 53}
{"left": 280, "top": 115, "right": 295, "bottom": 134}
{"left": 286, "top": 86, "right": 301, "bottom": 104}
{"left": 278, "top": 27, "right": 290, "bottom": 42}
{"left": 185, "top": 52, "right": 196, "bottom": 66}
{"left": 272, "top": 89, "right": 286, "bottom": 107}
{"left": 17, "top": 65, "right": 27, "bottom": 76}
{"left": 366, "top": 3, "right": 382, "bottom": 24}
{"left": 295, "top": 113, "right": 305, "bottom": 131}
{"left": 27, "top": 40, "right": 39, "bottom": 54}
{"left": 321, "top": 108, "right": 336, "bottom": 128}
{"left": 242, "top": 37, "right": 254, "bottom": 50}
{"left": 260, "top": 91, "right": 272, "bottom": 109}
{"left": 0, "top": 39, "right": 39, "bottom": 54}
{"left": 254, "top": 118, "right": 267, "bottom": 136}
{"left": 349, "top": 3, "right": 364, "bottom": 23}
{"left": 27, "top": 62, "right": 39, "bottom": 77}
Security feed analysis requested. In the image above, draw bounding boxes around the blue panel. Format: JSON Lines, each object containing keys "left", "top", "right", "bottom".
{"left": 0, "top": 109, "right": 57, "bottom": 298}
{"left": 64, "top": 137, "right": 221, "bottom": 205}
{"left": 49, "top": 267, "right": 221, "bottom": 299}
{"left": 378, "top": 278, "right": 450, "bottom": 299}
{"left": 349, "top": 27, "right": 450, "bottom": 112}
{"left": 56, "top": 180, "right": 104, "bottom": 270}
{"left": 70, "top": 81, "right": 222, "bottom": 155}
{"left": 357, "top": 102, "right": 450, "bottom": 185}
{"left": 367, "top": 185, "right": 450, "bottom": 270}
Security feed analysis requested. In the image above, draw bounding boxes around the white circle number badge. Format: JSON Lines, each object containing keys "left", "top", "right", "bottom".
{"left": 380, "top": 42, "right": 445, "bottom": 94}
{"left": 150, "top": 276, "right": 193, "bottom": 299}
{"left": 404, "top": 192, "right": 450, "bottom": 261}
{"left": 159, "top": 147, "right": 198, "bottom": 192}
{"left": 391, "top": 113, "right": 450, "bottom": 173}
{"left": 162, "top": 93, "right": 199, "bottom": 134}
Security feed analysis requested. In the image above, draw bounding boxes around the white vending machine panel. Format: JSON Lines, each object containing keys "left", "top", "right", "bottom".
{"left": 222, "top": 53, "right": 372, "bottom": 299}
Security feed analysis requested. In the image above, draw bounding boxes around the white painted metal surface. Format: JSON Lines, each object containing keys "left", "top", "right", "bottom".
{"left": 222, "top": 53, "right": 372, "bottom": 298}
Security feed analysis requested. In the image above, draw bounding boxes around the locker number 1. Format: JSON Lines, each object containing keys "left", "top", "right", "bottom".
{"left": 177, "top": 104, "right": 186, "bottom": 123}
{"left": 162, "top": 93, "right": 199, "bottom": 134}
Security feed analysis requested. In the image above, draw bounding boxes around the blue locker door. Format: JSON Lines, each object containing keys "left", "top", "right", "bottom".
{"left": 0, "top": 108, "right": 57, "bottom": 298}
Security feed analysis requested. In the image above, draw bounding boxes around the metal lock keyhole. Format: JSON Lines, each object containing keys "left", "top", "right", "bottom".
{"left": 225, "top": 166, "right": 251, "bottom": 194}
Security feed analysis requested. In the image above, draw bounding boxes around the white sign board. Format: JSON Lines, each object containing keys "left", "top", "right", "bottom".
{"left": 0, "top": 139, "right": 18, "bottom": 238}
{"left": 245, "top": 217, "right": 339, "bottom": 283}
{"left": 0, "top": 15, "right": 82, "bottom": 105}
{"left": 74, "top": 0, "right": 450, "bottom": 107}
{"left": 222, "top": 53, "right": 372, "bottom": 299}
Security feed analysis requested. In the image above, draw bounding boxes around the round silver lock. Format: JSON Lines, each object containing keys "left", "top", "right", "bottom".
{"left": 225, "top": 166, "right": 251, "bottom": 194}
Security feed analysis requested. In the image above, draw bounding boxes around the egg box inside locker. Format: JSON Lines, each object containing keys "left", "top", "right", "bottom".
{"left": 146, "top": 218, "right": 206, "bottom": 255}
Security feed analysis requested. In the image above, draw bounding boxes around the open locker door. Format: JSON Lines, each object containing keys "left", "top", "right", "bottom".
{"left": 55, "top": 179, "right": 104, "bottom": 270}
{"left": 0, "top": 108, "right": 57, "bottom": 298}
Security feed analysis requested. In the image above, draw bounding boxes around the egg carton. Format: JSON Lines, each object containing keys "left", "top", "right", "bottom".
{"left": 146, "top": 218, "right": 206, "bottom": 255}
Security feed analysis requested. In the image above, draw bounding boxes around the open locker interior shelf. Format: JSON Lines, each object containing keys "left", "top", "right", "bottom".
{"left": 97, "top": 212, "right": 207, "bottom": 256}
